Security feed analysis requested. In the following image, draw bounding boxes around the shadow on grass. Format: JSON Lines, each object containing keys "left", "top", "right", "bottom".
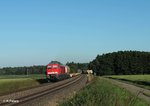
{"left": 36, "top": 79, "right": 48, "bottom": 84}
{"left": 36, "top": 79, "right": 58, "bottom": 84}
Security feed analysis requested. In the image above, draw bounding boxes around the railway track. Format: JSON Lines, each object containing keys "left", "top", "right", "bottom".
{"left": 0, "top": 75, "right": 86, "bottom": 106}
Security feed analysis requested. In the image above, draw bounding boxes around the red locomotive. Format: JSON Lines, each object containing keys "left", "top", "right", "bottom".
{"left": 46, "top": 61, "right": 70, "bottom": 81}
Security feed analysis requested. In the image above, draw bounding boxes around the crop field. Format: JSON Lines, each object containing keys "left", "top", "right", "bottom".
{"left": 107, "top": 75, "right": 150, "bottom": 90}
{"left": 0, "top": 74, "right": 46, "bottom": 95}
{"left": 59, "top": 77, "right": 149, "bottom": 106}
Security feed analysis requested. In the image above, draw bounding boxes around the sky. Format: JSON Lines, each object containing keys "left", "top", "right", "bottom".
{"left": 0, "top": 0, "right": 150, "bottom": 67}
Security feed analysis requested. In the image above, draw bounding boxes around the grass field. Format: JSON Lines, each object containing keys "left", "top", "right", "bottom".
{"left": 107, "top": 75, "right": 150, "bottom": 90}
{"left": 0, "top": 74, "right": 46, "bottom": 95}
{"left": 0, "top": 74, "right": 46, "bottom": 79}
{"left": 59, "top": 77, "right": 149, "bottom": 106}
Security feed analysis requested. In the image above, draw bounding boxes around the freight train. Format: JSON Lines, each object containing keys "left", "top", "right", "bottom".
{"left": 46, "top": 62, "right": 70, "bottom": 81}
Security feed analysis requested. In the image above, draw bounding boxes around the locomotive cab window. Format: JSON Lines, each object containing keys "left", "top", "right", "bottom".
{"left": 53, "top": 66, "right": 58, "bottom": 68}
{"left": 47, "top": 66, "right": 52, "bottom": 69}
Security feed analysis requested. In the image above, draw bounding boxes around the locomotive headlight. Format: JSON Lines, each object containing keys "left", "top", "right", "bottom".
{"left": 48, "top": 72, "right": 58, "bottom": 74}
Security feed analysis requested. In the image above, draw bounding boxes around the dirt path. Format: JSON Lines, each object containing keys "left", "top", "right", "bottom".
{"left": 106, "top": 78, "right": 150, "bottom": 104}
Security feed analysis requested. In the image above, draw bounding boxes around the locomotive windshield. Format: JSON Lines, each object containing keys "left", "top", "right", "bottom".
{"left": 53, "top": 65, "right": 58, "bottom": 68}
{"left": 47, "top": 66, "right": 52, "bottom": 69}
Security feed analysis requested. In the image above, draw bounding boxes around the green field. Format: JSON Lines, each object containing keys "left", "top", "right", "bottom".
{"left": 59, "top": 77, "right": 149, "bottom": 106}
{"left": 0, "top": 74, "right": 46, "bottom": 79}
{"left": 107, "top": 75, "right": 150, "bottom": 90}
{"left": 0, "top": 74, "right": 46, "bottom": 95}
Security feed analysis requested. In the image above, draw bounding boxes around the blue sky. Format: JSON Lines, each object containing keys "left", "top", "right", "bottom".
{"left": 0, "top": 0, "right": 150, "bottom": 67}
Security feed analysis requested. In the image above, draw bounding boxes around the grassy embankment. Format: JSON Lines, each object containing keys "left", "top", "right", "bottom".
{"left": 59, "top": 77, "right": 149, "bottom": 106}
{"left": 106, "top": 75, "right": 150, "bottom": 90}
{"left": 0, "top": 74, "right": 46, "bottom": 95}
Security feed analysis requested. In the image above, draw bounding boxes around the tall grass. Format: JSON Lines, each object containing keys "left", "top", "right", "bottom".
{"left": 59, "top": 77, "right": 149, "bottom": 106}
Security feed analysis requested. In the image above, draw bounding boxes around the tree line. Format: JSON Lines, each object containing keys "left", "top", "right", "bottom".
{"left": 0, "top": 66, "right": 46, "bottom": 75}
{"left": 0, "top": 62, "right": 88, "bottom": 75}
{"left": 1, "top": 51, "right": 149, "bottom": 75}
{"left": 88, "top": 51, "right": 150, "bottom": 75}
{"left": 66, "top": 62, "right": 88, "bottom": 73}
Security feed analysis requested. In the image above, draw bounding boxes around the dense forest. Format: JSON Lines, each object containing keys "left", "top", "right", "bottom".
{"left": 88, "top": 51, "right": 150, "bottom": 75}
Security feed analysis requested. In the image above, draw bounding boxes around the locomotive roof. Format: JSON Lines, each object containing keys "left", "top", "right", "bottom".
{"left": 49, "top": 61, "right": 63, "bottom": 65}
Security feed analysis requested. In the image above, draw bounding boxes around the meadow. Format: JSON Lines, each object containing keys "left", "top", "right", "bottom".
{"left": 0, "top": 74, "right": 46, "bottom": 79}
{"left": 0, "top": 74, "right": 46, "bottom": 95}
{"left": 107, "top": 75, "right": 150, "bottom": 90}
{"left": 59, "top": 77, "right": 149, "bottom": 106}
